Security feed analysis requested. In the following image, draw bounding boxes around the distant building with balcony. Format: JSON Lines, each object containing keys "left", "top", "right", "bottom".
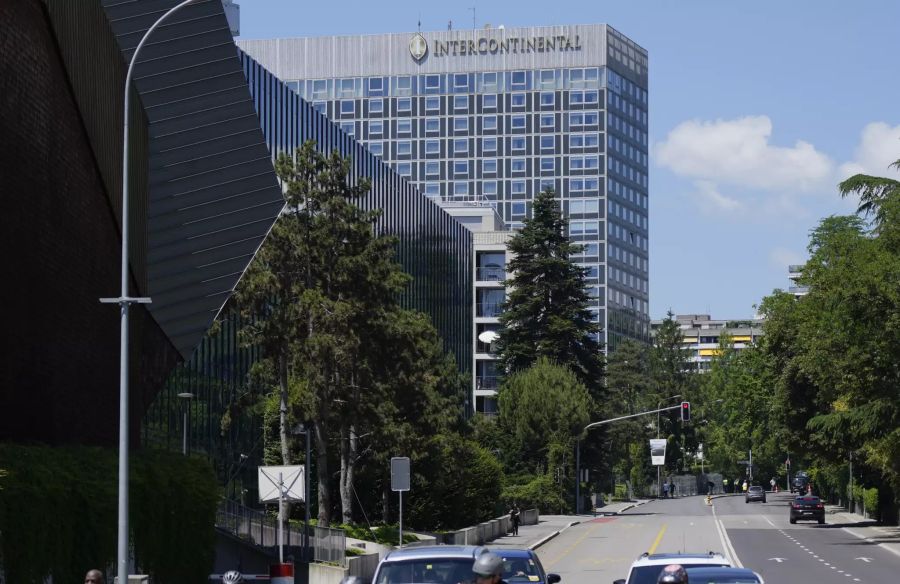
{"left": 651, "top": 314, "right": 764, "bottom": 372}
{"left": 788, "top": 264, "right": 809, "bottom": 297}
{"left": 439, "top": 201, "right": 512, "bottom": 415}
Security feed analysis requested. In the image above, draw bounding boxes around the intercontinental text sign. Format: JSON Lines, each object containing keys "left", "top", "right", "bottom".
{"left": 430, "top": 35, "right": 582, "bottom": 57}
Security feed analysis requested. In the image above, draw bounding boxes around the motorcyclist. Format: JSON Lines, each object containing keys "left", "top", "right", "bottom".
{"left": 657, "top": 564, "right": 688, "bottom": 583}
{"left": 473, "top": 551, "right": 508, "bottom": 584}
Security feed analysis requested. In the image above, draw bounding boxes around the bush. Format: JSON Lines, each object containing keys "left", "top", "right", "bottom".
{"left": 501, "top": 474, "right": 565, "bottom": 512}
{"left": 0, "top": 444, "right": 218, "bottom": 584}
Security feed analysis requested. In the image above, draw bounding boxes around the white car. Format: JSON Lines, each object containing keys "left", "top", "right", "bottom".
{"left": 613, "top": 552, "right": 731, "bottom": 584}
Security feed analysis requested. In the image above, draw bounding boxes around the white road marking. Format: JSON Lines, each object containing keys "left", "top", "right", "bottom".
{"left": 854, "top": 557, "right": 872, "bottom": 563}
{"left": 711, "top": 505, "right": 743, "bottom": 568}
{"left": 768, "top": 557, "right": 787, "bottom": 563}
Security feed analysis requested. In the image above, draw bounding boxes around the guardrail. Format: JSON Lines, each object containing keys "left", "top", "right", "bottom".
{"left": 216, "top": 499, "right": 346, "bottom": 566}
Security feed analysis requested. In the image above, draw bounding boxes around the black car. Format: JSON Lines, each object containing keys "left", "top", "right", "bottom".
{"left": 791, "top": 472, "right": 809, "bottom": 494}
{"left": 789, "top": 495, "right": 825, "bottom": 524}
{"left": 745, "top": 485, "right": 766, "bottom": 503}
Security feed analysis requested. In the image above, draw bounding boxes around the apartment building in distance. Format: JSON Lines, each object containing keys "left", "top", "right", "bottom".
{"left": 651, "top": 314, "right": 765, "bottom": 372}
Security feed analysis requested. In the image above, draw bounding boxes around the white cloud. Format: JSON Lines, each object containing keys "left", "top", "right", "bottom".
{"left": 769, "top": 247, "right": 804, "bottom": 270}
{"left": 839, "top": 122, "right": 900, "bottom": 180}
{"left": 656, "top": 116, "right": 834, "bottom": 191}
{"left": 694, "top": 180, "right": 742, "bottom": 213}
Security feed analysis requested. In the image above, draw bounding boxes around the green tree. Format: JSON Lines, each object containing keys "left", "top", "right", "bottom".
{"left": 606, "top": 340, "right": 654, "bottom": 492}
{"left": 839, "top": 158, "right": 900, "bottom": 228}
{"left": 498, "top": 358, "right": 593, "bottom": 475}
{"left": 496, "top": 188, "right": 604, "bottom": 394}
{"left": 235, "top": 142, "right": 410, "bottom": 525}
{"left": 650, "top": 311, "right": 695, "bottom": 473}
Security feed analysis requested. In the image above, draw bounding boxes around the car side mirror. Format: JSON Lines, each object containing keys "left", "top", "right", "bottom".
{"left": 613, "top": 580, "right": 626, "bottom": 584}
{"left": 547, "top": 575, "right": 561, "bottom": 584}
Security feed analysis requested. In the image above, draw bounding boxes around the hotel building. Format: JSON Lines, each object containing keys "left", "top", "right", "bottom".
{"left": 238, "top": 23, "right": 652, "bottom": 359}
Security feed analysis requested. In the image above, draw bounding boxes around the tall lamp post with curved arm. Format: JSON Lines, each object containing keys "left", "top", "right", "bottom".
{"left": 100, "top": 2, "right": 200, "bottom": 580}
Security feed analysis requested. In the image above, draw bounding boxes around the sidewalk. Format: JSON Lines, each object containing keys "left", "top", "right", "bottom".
{"left": 489, "top": 501, "right": 649, "bottom": 550}
{"left": 825, "top": 505, "right": 900, "bottom": 559}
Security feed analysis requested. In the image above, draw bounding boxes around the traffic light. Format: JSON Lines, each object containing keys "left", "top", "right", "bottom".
{"left": 680, "top": 401, "right": 691, "bottom": 422}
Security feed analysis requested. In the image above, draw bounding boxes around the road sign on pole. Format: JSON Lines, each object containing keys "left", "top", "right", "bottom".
{"left": 391, "top": 457, "right": 410, "bottom": 548}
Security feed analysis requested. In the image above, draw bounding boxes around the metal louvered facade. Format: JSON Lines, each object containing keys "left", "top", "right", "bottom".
{"left": 239, "top": 49, "right": 474, "bottom": 376}
{"left": 101, "top": 0, "right": 286, "bottom": 360}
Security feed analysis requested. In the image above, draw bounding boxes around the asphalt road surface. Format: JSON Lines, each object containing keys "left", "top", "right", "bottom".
{"left": 535, "top": 494, "right": 900, "bottom": 584}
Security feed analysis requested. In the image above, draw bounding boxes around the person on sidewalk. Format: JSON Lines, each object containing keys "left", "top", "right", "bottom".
{"left": 84, "top": 570, "right": 104, "bottom": 584}
{"left": 662, "top": 481, "right": 669, "bottom": 499}
{"left": 668, "top": 479, "right": 676, "bottom": 498}
{"left": 509, "top": 504, "right": 520, "bottom": 536}
{"left": 472, "top": 551, "right": 508, "bottom": 584}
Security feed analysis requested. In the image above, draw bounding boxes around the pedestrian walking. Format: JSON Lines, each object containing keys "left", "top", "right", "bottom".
{"left": 735, "top": 477, "right": 741, "bottom": 494}
{"left": 669, "top": 479, "right": 676, "bottom": 498}
{"left": 742, "top": 480, "right": 748, "bottom": 493}
{"left": 509, "top": 504, "right": 520, "bottom": 536}
{"left": 84, "top": 570, "right": 104, "bottom": 584}
{"left": 662, "top": 481, "right": 669, "bottom": 499}
{"left": 723, "top": 478, "right": 729, "bottom": 493}
{"left": 770, "top": 477, "right": 776, "bottom": 492}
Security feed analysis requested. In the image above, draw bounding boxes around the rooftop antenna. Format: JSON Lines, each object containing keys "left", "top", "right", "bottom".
{"left": 417, "top": 12, "right": 421, "bottom": 33}
{"left": 447, "top": 19, "right": 452, "bottom": 31}
{"left": 469, "top": 5, "right": 476, "bottom": 29}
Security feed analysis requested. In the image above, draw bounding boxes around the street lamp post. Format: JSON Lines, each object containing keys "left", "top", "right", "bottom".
{"left": 177, "top": 392, "right": 194, "bottom": 455}
{"left": 292, "top": 423, "right": 314, "bottom": 563}
{"left": 99, "top": 2, "right": 200, "bottom": 581}
{"left": 656, "top": 394, "right": 681, "bottom": 497}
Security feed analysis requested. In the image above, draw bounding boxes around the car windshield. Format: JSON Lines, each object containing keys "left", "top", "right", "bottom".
{"left": 748, "top": 486, "right": 762, "bottom": 492}
{"left": 628, "top": 564, "right": 727, "bottom": 584}
{"left": 502, "top": 556, "right": 542, "bottom": 582}
{"left": 796, "top": 497, "right": 820, "bottom": 504}
{"left": 376, "top": 559, "right": 474, "bottom": 584}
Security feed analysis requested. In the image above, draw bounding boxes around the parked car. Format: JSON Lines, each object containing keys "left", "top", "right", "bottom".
{"left": 685, "top": 566, "right": 765, "bottom": 583}
{"left": 745, "top": 485, "right": 766, "bottom": 504}
{"left": 789, "top": 495, "right": 825, "bottom": 524}
{"left": 613, "top": 552, "right": 731, "bottom": 584}
{"left": 373, "top": 546, "right": 560, "bottom": 584}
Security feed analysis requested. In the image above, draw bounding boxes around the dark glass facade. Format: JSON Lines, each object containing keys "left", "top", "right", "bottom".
{"left": 142, "top": 48, "right": 474, "bottom": 480}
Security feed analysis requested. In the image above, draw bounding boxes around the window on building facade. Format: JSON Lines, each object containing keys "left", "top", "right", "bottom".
{"left": 511, "top": 93, "right": 526, "bottom": 108}
{"left": 397, "top": 97, "right": 411, "bottom": 113}
{"left": 483, "top": 137, "right": 497, "bottom": 153}
{"left": 511, "top": 137, "right": 526, "bottom": 152}
{"left": 368, "top": 142, "right": 383, "bottom": 157}
{"left": 511, "top": 115, "right": 527, "bottom": 129}
{"left": 425, "top": 118, "right": 440, "bottom": 133}
{"left": 454, "top": 138, "right": 468, "bottom": 154}
{"left": 454, "top": 160, "right": 469, "bottom": 177}
{"left": 540, "top": 157, "right": 554, "bottom": 172}
{"left": 483, "top": 115, "right": 497, "bottom": 131}
{"left": 483, "top": 94, "right": 498, "bottom": 109}
{"left": 396, "top": 162, "right": 411, "bottom": 176}
{"left": 540, "top": 92, "right": 555, "bottom": 106}
{"left": 454, "top": 94, "right": 468, "bottom": 111}
{"left": 483, "top": 158, "right": 498, "bottom": 174}
{"left": 397, "top": 140, "right": 411, "bottom": 156}
{"left": 397, "top": 119, "right": 411, "bottom": 135}
{"left": 511, "top": 158, "right": 526, "bottom": 173}
{"left": 425, "top": 140, "right": 440, "bottom": 154}
{"left": 454, "top": 117, "right": 469, "bottom": 132}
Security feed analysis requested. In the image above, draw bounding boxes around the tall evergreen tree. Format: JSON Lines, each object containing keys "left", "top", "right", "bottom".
{"left": 235, "top": 141, "right": 410, "bottom": 525}
{"left": 496, "top": 188, "right": 604, "bottom": 392}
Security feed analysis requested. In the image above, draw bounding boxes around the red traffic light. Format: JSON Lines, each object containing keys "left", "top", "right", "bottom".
{"left": 680, "top": 401, "right": 691, "bottom": 422}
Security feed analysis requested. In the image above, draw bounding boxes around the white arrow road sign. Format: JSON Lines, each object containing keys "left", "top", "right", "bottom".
{"left": 855, "top": 557, "right": 873, "bottom": 563}
{"left": 768, "top": 558, "right": 787, "bottom": 563}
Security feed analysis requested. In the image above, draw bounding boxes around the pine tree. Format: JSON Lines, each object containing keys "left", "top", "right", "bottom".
{"left": 496, "top": 188, "right": 604, "bottom": 393}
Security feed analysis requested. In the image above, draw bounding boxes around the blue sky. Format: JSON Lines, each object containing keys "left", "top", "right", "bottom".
{"left": 237, "top": 0, "right": 900, "bottom": 319}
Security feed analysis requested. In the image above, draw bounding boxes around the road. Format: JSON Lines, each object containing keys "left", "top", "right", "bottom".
{"left": 534, "top": 493, "right": 900, "bottom": 584}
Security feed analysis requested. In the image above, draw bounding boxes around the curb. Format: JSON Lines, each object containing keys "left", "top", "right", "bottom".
{"left": 528, "top": 520, "right": 581, "bottom": 550}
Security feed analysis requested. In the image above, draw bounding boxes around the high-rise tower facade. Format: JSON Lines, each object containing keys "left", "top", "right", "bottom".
{"left": 239, "top": 23, "right": 649, "bottom": 355}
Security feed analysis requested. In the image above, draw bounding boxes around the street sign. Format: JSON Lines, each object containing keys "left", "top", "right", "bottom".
{"left": 391, "top": 457, "right": 410, "bottom": 492}
{"left": 649, "top": 439, "right": 667, "bottom": 466}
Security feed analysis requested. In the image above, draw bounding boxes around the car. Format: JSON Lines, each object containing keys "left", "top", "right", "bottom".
{"left": 496, "top": 548, "right": 560, "bottom": 584}
{"left": 372, "top": 546, "right": 561, "bottom": 584}
{"left": 791, "top": 472, "right": 810, "bottom": 494}
{"left": 685, "top": 566, "right": 765, "bottom": 583}
{"left": 789, "top": 495, "right": 825, "bottom": 524}
{"left": 613, "top": 552, "right": 731, "bottom": 584}
{"left": 745, "top": 485, "right": 766, "bottom": 504}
